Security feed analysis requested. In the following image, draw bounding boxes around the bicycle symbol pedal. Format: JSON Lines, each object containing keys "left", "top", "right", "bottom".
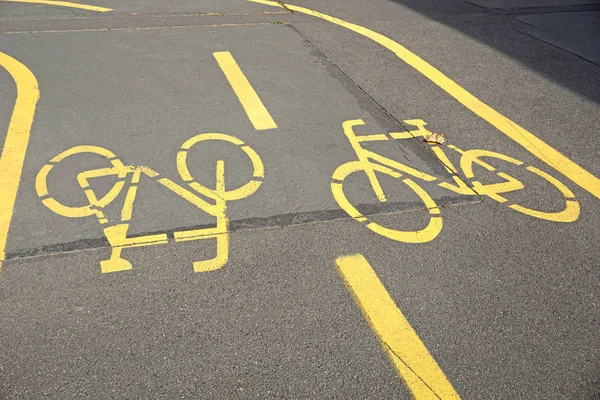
{"left": 36, "top": 133, "right": 264, "bottom": 274}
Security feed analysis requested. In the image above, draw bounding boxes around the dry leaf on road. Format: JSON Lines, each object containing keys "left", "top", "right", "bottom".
{"left": 426, "top": 132, "right": 446, "bottom": 144}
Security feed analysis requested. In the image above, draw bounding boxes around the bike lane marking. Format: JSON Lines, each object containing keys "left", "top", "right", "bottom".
{"left": 337, "top": 254, "right": 461, "bottom": 399}
{"left": 0, "top": 0, "right": 112, "bottom": 12}
{"left": 0, "top": 52, "right": 39, "bottom": 271}
{"left": 214, "top": 51, "right": 277, "bottom": 131}
{"left": 4, "top": 24, "right": 462, "bottom": 266}
{"left": 250, "top": 0, "right": 600, "bottom": 201}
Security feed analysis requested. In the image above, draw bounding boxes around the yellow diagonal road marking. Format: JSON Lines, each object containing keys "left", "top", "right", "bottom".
{"left": 337, "top": 254, "right": 460, "bottom": 399}
{"left": 0, "top": 52, "right": 39, "bottom": 271}
{"left": 214, "top": 51, "right": 277, "bottom": 131}
{"left": 0, "top": 0, "right": 112, "bottom": 12}
{"left": 250, "top": 0, "right": 600, "bottom": 200}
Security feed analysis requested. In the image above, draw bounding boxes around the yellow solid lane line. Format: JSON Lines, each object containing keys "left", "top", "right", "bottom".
{"left": 336, "top": 254, "right": 460, "bottom": 399}
{"left": 213, "top": 51, "right": 277, "bottom": 131}
{"left": 0, "top": 52, "right": 39, "bottom": 270}
{"left": 250, "top": 0, "right": 600, "bottom": 200}
{"left": 0, "top": 0, "right": 112, "bottom": 12}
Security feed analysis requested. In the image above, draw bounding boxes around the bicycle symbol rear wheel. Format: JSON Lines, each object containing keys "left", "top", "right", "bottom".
{"left": 35, "top": 145, "right": 129, "bottom": 220}
{"left": 458, "top": 149, "right": 580, "bottom": 223}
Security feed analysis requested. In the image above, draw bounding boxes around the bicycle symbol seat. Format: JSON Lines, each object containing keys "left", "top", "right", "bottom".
{"left": 36, "top": 133, "right": 264, "bottom": 273}
{"left": 332, "top": 119, "right": 580, "bottom": 243}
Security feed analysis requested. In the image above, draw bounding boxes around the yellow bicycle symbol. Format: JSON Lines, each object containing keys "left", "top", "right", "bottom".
{"left": 332, "top": 119, "right": 580, "bottom": 243}
{"left": 36, "top": 133, "right": 264, "bottom": 273}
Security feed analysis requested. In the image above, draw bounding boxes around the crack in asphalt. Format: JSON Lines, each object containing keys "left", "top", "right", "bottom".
{"left": 5, "top": 196, "right": 479, "bottom": 261}
{"left": 382, "top": 340, "right": 444, "bottom": 400}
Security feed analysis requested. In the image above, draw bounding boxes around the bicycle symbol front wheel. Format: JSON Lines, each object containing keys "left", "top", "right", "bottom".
{"left": 331, "top": 161, "right": 443, "bottom": 243}
{"left": 177, "top": 133, "right": 264, "bottom": 201}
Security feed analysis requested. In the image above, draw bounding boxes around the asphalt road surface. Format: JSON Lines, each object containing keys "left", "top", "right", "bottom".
{"left": 0, "top": 0, "right": 599, "bottom": 398}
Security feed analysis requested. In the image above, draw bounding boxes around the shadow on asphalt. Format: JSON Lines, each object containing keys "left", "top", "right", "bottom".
{"left": 388, "top": 0, "right": 600, "bottom": 104}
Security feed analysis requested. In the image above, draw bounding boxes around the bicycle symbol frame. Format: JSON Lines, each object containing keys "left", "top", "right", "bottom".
{"left": 332, "top": 119, "right": 580, "bottom": 243}
{"left": 36, "top": 133, "right": 264, "bottom": 273}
